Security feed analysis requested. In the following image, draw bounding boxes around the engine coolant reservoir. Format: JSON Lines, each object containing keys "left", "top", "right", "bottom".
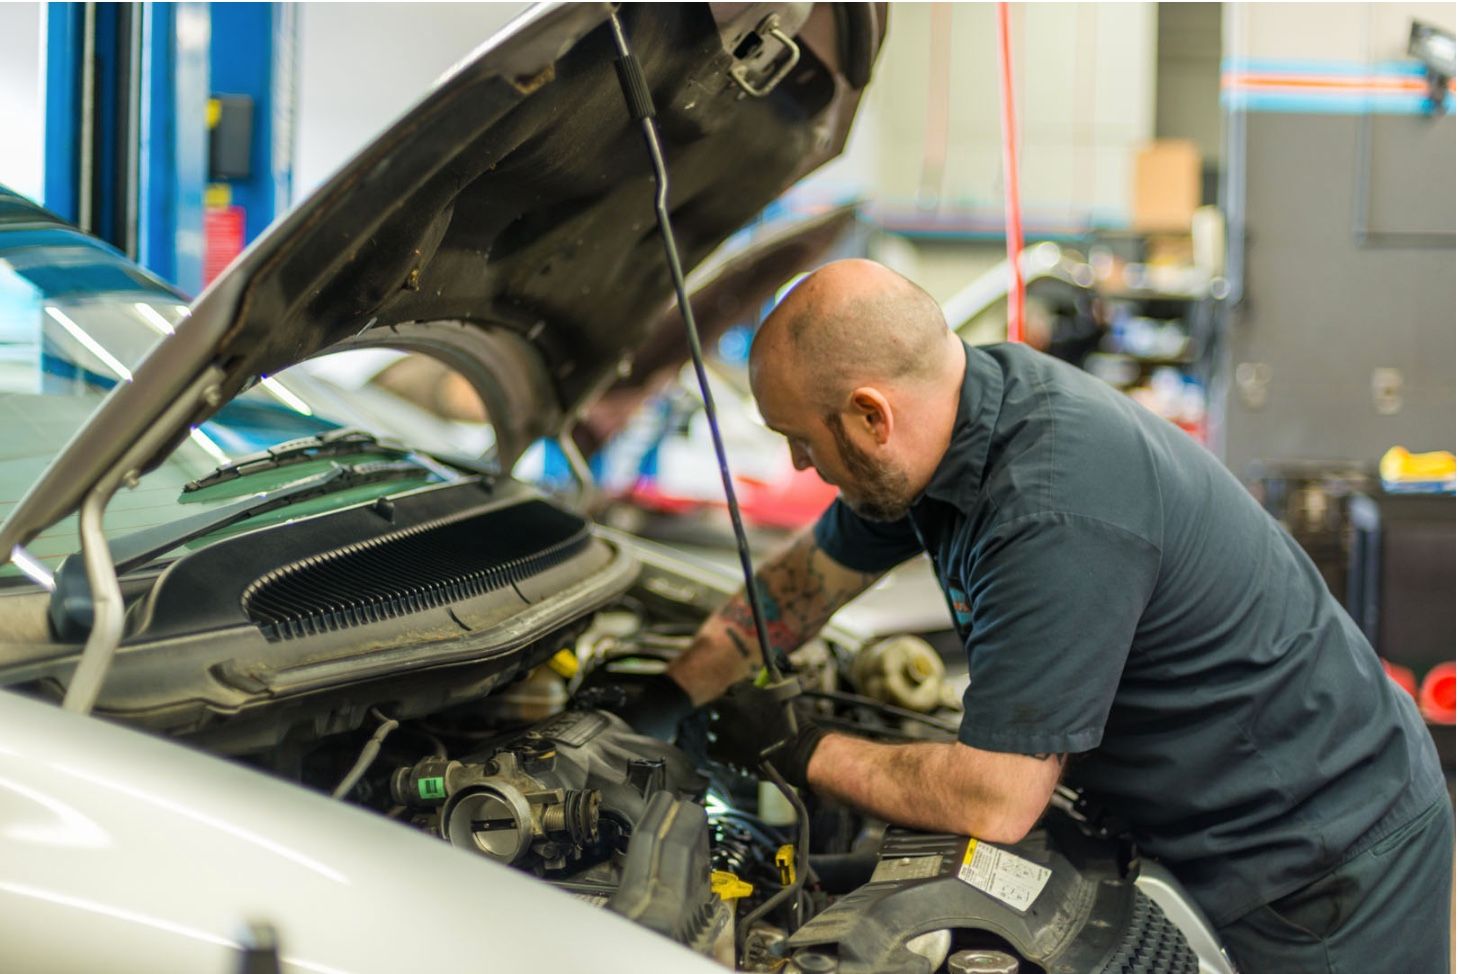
{"left": 850, "top": 635, "right": 957, "bottom": 713}
{"left": 479, "top": 660, "right": 570, "bottom": 723}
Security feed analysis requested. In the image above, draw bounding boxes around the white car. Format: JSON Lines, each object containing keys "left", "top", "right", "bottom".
{"left": 0, "top": 5, "right": 1231, "bottom": 972}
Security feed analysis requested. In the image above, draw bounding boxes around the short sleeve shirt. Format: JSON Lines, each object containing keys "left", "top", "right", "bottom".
{"left": 813, "top": 342, "right": 1445, "bottom": 924}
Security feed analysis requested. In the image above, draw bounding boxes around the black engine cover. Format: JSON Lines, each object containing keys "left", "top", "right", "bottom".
{"left": 786, "top": 829, "right": 1198, "bottom": 974}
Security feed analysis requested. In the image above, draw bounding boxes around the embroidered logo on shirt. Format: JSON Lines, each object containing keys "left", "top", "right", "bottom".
{"left": 948, "top": 585, "right": 973, "bottom": 626}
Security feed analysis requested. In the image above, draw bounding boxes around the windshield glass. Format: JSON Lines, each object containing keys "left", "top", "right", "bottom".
{"left": 0, "top": 209, "right": 494, "bottom": 581}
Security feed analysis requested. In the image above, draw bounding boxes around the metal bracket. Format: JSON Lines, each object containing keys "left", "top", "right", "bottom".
{"left": 557, "top": 430, "right": 597, "bottom": 513}
{"left": 236, "top": 921, "right": 283, "bottom": 974}
{"left": 729, "top": 16, "right": 801, "bottom": 98}
{"left": 61, "top": 365, "right": 227, "bottom": 715}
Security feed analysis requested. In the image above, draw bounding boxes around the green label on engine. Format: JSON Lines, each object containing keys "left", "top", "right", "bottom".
{"left": 418, "top": 776, "right": 447, "bottom": 800}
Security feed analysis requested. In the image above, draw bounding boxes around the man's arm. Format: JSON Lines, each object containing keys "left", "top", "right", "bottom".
{"left": 807, "top": 733, "right": 1064, "bottom": 844}
{"left": 667, "top": 526, "right": 883, "bottom": 705}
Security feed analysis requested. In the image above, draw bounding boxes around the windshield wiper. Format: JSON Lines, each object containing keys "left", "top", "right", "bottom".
{"left": 50, "top": 460, "right": 429, "bottom": 640}
{"left": 183, "top": 428, "right": 392, "bottom": 492}
{"left": 182, "top": 426, "right": 498, "bottom": 494}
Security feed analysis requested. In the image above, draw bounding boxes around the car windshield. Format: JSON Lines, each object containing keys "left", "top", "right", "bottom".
{"left": 0, "top": 205, "right": 495, "bottom": 582}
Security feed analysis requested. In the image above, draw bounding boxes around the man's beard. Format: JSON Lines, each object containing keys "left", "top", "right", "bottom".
{"left": 826, "top": 414, "right": 913, "bottom": 522}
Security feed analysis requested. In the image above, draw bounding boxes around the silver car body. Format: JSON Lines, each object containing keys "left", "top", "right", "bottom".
{"left": 0, "top": 2, "right": 1235, "bottom": 970}
{"left": 0, "top": 687, "right": 721, "bottom": 972}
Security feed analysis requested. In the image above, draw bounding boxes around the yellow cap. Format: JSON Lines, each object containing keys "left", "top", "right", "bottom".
{"left": 546, "top": 649, "right": 579, "bottom": 679}
{"left": 775, "top": 844, "right": 796, "bottom": 886}
{"left": 711, "top": 870, "right": 754, "bottom": 901}
{"left": 1381, "top": 446, "right": 1456, "bottom": 483}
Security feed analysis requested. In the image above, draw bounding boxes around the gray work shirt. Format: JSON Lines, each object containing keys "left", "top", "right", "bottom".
{"left": 813, "top": 341, "right": 1445, "bottom": 924}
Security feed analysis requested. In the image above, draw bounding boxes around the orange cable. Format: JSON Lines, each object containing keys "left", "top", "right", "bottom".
{"left": 996, "top": 2, "right": 1025, "bottom": 343}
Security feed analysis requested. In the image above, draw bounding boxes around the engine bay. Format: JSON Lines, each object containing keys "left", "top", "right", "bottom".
{"left": 244, "top": 589, "right": 1212, "bottom": 974}
{"left": 0, "top": 473, "right": 1226, "bottom": 972}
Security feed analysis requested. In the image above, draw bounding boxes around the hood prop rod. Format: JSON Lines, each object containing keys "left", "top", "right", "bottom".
{"left": 607, "top": 12, "right": 787, "bottom": 690}
{"left": 62, "top": 366, "right": 227, "bottom": 714}
{"left": 609, "top": 19, "right": 810, "bottom": 947}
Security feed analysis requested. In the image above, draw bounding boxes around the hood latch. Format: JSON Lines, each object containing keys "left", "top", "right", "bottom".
{"left": 728, "top": 14, "right": 801, "bottom": 98}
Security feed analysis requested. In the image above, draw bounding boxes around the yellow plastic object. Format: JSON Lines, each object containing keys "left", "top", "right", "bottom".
{"left": 1380, "top": 446, "right": 1456, "bottom": 485}
{"left": 775, "top": 844, "right": 796, "bottom": 886}
{"left": 711, "top": 870, "right": 755, "bottom": 901}
{"left": 546, "top": 649, "right": 579, "bottom": 679}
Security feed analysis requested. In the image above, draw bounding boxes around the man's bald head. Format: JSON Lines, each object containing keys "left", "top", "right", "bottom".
{"left": 751, "top": 259, "right": 950, "bottom": 409}
{"left": 748, "top": 260, "right": 965, "bottom": 522}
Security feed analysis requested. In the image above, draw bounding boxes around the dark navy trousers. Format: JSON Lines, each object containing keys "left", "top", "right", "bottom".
{"left": 1216, "top": 797, "right": 1453, "bottom": 973}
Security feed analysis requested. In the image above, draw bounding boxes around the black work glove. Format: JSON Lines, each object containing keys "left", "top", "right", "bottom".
{"left": 707, "top": 680, "right": 828, "bottom": 790}
{"left": 575, "top": 667, "right": 695, "bottom": 741}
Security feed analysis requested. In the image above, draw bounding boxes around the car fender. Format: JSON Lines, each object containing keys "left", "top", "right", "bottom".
{"left": 0, "top": 688, "right": 719, "bottom": 973}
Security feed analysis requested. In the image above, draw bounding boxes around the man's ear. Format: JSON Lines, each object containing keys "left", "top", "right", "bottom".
{"left": 849, "top": 387, "right": 893, "bottom": 445}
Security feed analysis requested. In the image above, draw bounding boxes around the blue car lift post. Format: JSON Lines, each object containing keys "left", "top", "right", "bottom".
{"left": 43, "top": 1, "right": 292, "bottom": 298}
{"left": 207, "top": 2, "right": 296, "bottom": 249}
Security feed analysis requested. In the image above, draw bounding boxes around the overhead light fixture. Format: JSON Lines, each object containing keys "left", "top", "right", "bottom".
{"left": 260, "top": 376, "right": 314, "bottom": 416}
{"left": 43, "top": 306, "right": 133, "bottom": 382}
{"left": 8, "top": 545, "right": 56, "bottom": 591}
{"left": 188, "top": 427, "right": 230, "bottom": 464}
{"left": 1409, "top": 20, "right": 1455, "bottom": 114}
{"left": 130, "top": 303, "right": 175, "bottom": 336}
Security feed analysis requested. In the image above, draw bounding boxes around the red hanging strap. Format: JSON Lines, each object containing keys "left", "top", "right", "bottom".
{"left": 996, "top": 2, "right": 1025, "bottom": 343}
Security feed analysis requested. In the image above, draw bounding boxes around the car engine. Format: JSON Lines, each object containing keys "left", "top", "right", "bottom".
{"left": 283, "top": 599, "right": 1216, "bottom": 974}
{"left": 0, "top": 466, "right": 1227, "bottom": 972}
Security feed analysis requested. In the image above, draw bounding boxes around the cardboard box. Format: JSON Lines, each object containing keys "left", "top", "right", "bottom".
{"left": 1132, "top": 139, "right": 1202, "bottom": 234}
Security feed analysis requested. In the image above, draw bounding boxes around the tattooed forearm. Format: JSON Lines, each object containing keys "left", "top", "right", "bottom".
{"left": 667, "top": 526, "right": 883, "bottom": 703}
{"left": 719, "top": 581, "right": 795, "bottom": 660}
{"left": 718, "top": 530, "right": 879, "bottom": 660}
{"left": 725, "top": 628, "right": 753, "bottom": 660}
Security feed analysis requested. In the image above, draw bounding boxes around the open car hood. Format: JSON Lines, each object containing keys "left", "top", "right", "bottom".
{"left": 577, "top": 202, "right": 857, "bottom": 456}
{"left": 0, "top": 1, "right": 883, "bottom": 558}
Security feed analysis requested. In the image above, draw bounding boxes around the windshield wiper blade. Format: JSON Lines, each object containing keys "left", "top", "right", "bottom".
{"left": 50, "top": 460, "right": 428, "bottom": 640}
{"left": 182, "top": 428, "right": 388, "bottom": 492}
{"left": 127, "top": 461, "right": 425, "bottom": 572}
{"left": 182, "top": 427, "right": 499, "bottom": 494}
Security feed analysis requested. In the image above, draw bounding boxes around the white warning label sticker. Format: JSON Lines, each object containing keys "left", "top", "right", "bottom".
{"left": 956, "top": 840, "right": 1051, "bottom": 913}
{"left": 869, "top": 854, "right": 944, "bottom": 884}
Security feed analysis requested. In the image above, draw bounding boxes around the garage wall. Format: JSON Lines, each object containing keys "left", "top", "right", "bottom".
{"left": 294, "top": 2, "right": 529, "bottom": 201}
{"left": 1227, "top": 2, "right": 1454, "bottom": 63}
{"left": 1156, "top": 3, "right": 1223, "bottom": 167}
{"left": 802, "top": 4, "right": 1159, "bottom": 307}
{"left": 1217, "top": 2, "right": 1456, "bottom": 473}
{"left": 0, "top": 2, "right": 44, "bottom": 202}
{"left": 855, "top": 3, "right": 1157, "bottom": 227}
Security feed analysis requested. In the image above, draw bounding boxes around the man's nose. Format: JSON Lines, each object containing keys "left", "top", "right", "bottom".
{"left": 789, "top": 443, "right": 812, "bottom": 471}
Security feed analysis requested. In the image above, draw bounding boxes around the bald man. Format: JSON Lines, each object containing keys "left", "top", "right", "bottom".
{"left": 591, "top": 260, "right": 1449, "bottom": 970}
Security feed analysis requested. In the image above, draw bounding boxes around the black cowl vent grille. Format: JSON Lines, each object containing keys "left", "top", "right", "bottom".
{"left": 1097, "top": 890, "right": 1198, "bottom": 974}
{"left": 242, "top": 500, "right": 591, "bottom": 641}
